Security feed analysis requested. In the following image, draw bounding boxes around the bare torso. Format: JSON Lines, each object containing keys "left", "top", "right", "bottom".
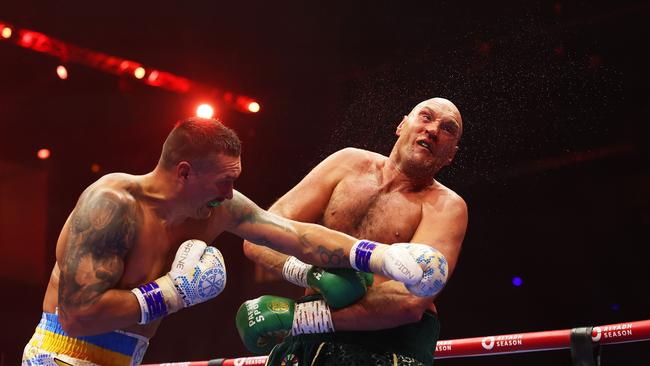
{"left": 42, "top": 173, "right": 228, "bottom": 338}
{"left": 323, "top": 176, "right": 421, "bottom": 244}
{"left": 320, "top": 151, "right": 452, "bottom": 312}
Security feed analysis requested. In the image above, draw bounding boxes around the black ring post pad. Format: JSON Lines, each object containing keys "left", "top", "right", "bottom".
{"left": 570, "top": 326, "right": 601, "bottom": 366}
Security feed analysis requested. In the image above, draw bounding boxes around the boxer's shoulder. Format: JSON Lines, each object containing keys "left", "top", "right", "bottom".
{"left": 95, "top": 172, "right": 141, "bottom": 191}
{"left": 81, "top": 173, "right": 143, "bottom": 205}
{"left": 330, "top": 148, "right": 384, "bottom": 172}
{"left": 71, "top": 175, "right": 143, "bottom": 230}
{"left": 425, "top": 181, "right": 465, "bottom": 206}
{"left": 334, "top": 147, "right": 381, "bottom": 161}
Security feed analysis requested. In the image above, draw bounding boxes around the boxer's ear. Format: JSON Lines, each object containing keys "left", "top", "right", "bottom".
{"left": 396, "top": 115, "right": 408, "bottom": 136}
{"left": 177, "top": 161, "right": 191, "bottom": 181}
{"left": 444, "top": 145, "right": 459, "bottom": 167}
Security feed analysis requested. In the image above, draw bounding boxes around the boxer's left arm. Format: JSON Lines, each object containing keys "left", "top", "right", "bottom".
{"left": 242, "top": 148, "right": 360, "bottom": 276}
{"left": 224, "top": 191, "right": 423, "bottom": 285}
{"left": 225, "top": 191, "right": 356, "bottom": 268}
{"left": 329, "top": 193, "right": 468, "bottom": 330}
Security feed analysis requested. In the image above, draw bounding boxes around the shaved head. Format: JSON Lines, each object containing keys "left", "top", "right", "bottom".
{"left": 409, "top": 97, "right": 463, "bottom": 137}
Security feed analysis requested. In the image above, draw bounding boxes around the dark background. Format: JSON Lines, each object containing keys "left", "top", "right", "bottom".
{"left": 1, "top": 1, "right": 649, "bottom": 365}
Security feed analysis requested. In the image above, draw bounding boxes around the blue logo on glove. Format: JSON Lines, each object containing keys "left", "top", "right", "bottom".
{"left": 198, "top": 267, "right": 226, "bottom": 299}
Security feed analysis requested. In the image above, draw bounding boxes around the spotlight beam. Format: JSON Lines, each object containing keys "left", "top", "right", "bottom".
{"left": 0, "top": 20, "right": 261, "bottom": 114}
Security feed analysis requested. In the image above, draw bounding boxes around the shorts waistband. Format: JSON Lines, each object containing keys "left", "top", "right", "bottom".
{"left": 30, "top": 312, "right": 149, "bottom": 366}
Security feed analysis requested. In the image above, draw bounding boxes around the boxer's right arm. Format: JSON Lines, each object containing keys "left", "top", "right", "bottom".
{"left": 59, "top": 189, "right": 227, "bottom": 337}
{"left": 57, "top": 188, "right": 141, "bottom": 336}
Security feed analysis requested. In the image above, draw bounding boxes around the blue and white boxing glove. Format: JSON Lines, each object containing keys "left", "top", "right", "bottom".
{"left": 131, "top": 239, "right": 227, "bottom": 324}
{"left": 392, "top": 243, "right": 448, "bottom": 297}
{"left": 349, "top": 240, "right": 423, "bottom": 286}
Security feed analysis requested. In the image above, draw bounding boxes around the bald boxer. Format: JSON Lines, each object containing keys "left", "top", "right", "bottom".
{"left": 22, "top": 117, "right": 427, "bottom": 366}
{"left": 242, "top": 98, "right": 468, "bottom": 365}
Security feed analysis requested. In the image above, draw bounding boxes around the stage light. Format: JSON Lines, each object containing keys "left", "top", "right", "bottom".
{"left": 248, "top": 101, "right": 260, "bottom": 113}
{"left": 119, "top": 61, "right": 131, "bottom": 72}
{"left": 134, "top": 67, "right": 146, "bottom": 79}
{"left": 233, "top": 96, "right": 262, "bottom": 114}
{"left": 91, "top": 163, "right": 101, "bottom": 173}
{"left": 20, "top": 32, "right": 33, "bottom": 45}
{"left": 3, "top": 24, "right": 261, "bottom": 115}
{"left": 196, "top": 104, "right": 214, "bottom": 118}
{"left": 512, "top": 276, "right": 523, "bottom": 287}
{"left": 147, "top": 70, "right": 159, "bottom": 83}
{"left": 1, "top": 26, "right": 11, "bottom": 39}
{"left": 56, "top": 65, "right": 68, "bottom": 80}
{"left": 37, "top": 148, "right": 51, "bottom": 160}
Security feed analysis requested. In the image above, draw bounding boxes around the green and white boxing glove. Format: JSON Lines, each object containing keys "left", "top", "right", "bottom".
{"left": 282, "top": 256, "right": 373, "bottom": 309}
{"left": 235, "top": 295, "right": 334, "bottom": 355}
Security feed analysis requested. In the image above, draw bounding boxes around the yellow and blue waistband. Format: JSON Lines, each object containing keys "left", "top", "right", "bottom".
{"left": 29, "top": 312, "right": 149, "bottom": 366}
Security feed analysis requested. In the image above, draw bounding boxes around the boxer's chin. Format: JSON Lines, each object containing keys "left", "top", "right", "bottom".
{"left": 400, "top": 158, "right": 437, "bottom": 182}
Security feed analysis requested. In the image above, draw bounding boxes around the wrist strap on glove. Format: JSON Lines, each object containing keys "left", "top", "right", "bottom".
{"left": 350, "top": 240, "right": 383, "bottom": 272}
{"left": 291, "top": 299, "right": 334, "bottom": 335}
{"left": 131, "top": 282, "right": 168, "bottom": 325}
{"left": 283, "top": 256, "right": 311, "bottom": 288}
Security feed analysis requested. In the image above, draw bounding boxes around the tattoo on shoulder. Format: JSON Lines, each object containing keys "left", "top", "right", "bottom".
{"left": 59, "top": 189, "right": 141, "bottom": 314}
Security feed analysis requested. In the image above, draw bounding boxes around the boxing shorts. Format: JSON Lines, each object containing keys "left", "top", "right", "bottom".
{"left": 266, "top": 307, "right": 440, "bottom": 366}
{"left": 22, "top": 312, "right": 149, "bottom": 366}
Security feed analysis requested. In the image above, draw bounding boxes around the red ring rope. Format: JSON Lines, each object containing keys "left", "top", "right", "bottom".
{"left": 142, "top": 319, "right": 650, "bottom": 365}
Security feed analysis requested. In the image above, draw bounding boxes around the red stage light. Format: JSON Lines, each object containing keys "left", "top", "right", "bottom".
{"left": 3, "top": 24, "right": 260, "bottom": 114}
{"left": 1, "top": 26, "right": 12, "bottom": 39}
{"left": 56, "top": 65, "right": 68, "bottom": 80}
{"left": 248, "top": 102, "right": 261, "bottom": 113}
{"left": 147, "top": 70, "right": 160, "bottom": 84}
{"left": 134, "top": 67, "right": 146, "bottom": 79}
{"left": 20, "top": 32, "right": 33, "bottom": 45}
{"left": 37, "top": 148, "right": 51, "bottom": 160}
{"left": 196, "top": 104, "right": 215, "bottom": 118}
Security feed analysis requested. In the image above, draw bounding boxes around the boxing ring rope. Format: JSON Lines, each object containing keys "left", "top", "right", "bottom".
{"left": 143, "top": 319, "right": 650, "bottom": 365}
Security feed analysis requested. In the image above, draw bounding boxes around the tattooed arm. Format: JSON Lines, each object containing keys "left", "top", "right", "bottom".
{"left": 226, "top": 191, "right": 356, "bottom": 268}
{"left": 242, "top": 148, "right": 355, "bottom": 275}
{"left": 57, "top": 187, "right": 142, "bottom": 337}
